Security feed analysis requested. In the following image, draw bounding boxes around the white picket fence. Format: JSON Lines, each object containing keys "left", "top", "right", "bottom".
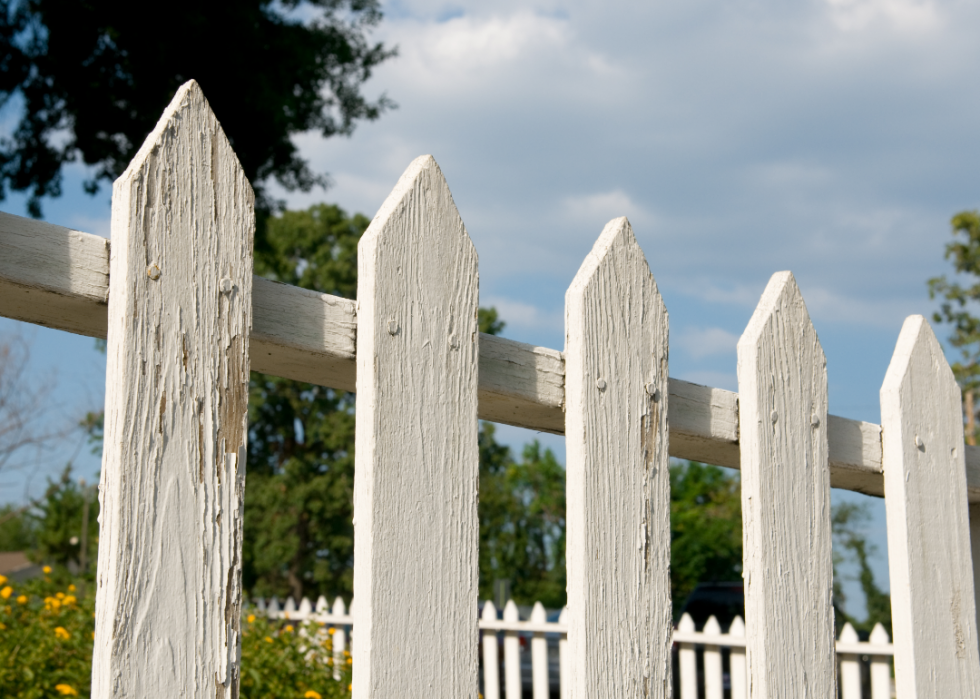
{"left": 1, "top": 78, "right": 979, "bottom": 697}
{"left": 258, "top": 595, "right": 895, "bottom": 699}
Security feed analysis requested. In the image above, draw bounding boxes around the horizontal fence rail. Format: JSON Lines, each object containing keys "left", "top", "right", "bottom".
{"left": 257, "top": 596, "right": 895, "bottom": 699}
{"left": 2, "top": 210, "right": 979, "bottom": 502}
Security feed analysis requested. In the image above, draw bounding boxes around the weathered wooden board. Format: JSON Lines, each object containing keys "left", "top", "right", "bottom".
{"left": 972, "top": 503, "right": 980, "bottom": 652}
{"left": 351, "top": 155, "right": 479, "bottom": 698}
{"left": 737, "top": 271, "right": 836, "bottom": 698}
{"left": 92, "top": 80, "right": 253, "bottom": 698}
{"left": 5, "top": 205, "right": 980, "bottom": 501}
{"left": 880, "top": 315, "right": 980, "bottom": 697}
{"left": 565, "top": 217, "right": 672, "bottom": 698}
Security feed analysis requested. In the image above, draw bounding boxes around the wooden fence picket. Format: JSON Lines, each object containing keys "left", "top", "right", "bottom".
{"left": 531, "top": 602, "right": 548, "bottom": 699}
{"left": 92, "top": 80, "right": 254, "bottom": 698}
{"left": 565, "top": 217, "right": 672, "bottom": 698}
{"left": 880, "top": 315, "right": 980, "bottom": 697}
{"left": 839, "top": 623, "right": 860, "bottom": 699}
{"left": 482, "top": 602, "right": 500, "bottom": 699}
{"left": 677, "top": 614, "right": 696, "bottom": 699}
{"left": 332, "top": 596, "right": 347, "bottom": 681}
{"left": 504, "top": 600, "right": 521, "bottom": 699}
{"left": 703, "top": 616, "right": 723, "bottom": 699}
{"left": 736, "top": 271, "right": 836, "bottom": 698}
{"left": 869, "top": 623, "right": 892, "bottom": 699}
{"left": 729, "top": 616, "right": 746, "bottom": 699}
{"left": 972, "top": 502, "right": 980, "bottom": 649}
{"left": 351, "top": 155, "right": 480, "bottom": 698}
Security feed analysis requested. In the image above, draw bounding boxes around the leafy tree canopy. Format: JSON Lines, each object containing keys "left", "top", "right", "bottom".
{"left": 929, "top": 210, "right": 980, "bottom": 441}
{"left": 0, "top": 0, "right": 395, "bottom": 220}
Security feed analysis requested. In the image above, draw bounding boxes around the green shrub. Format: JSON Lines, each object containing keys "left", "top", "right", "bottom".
{"left": 0, "top": 572, "right": 350, "bottom": 699}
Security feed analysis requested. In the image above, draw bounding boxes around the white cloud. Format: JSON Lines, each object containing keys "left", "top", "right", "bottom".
{"left": 675, "top": 326, "right": 740, "bottom": 359}
{"left": 561, "top": 190, "right": 654, "bottom": 230}
{"left": 823, "top": 0, "right": 941, "bottom": 32}
{"left": 482, "top": 296, "right": 563, "bottom": 339}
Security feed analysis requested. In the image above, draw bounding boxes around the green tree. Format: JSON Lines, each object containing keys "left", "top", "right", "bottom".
{"left": 669, "top": 461, "right": 742, "bottom": 616}
{"left": 0, "top": 0, "right": 395, "bottom": 221}
{"left": 478, "top": 425, "right": 566, "bottom": 609}
{"left": 928, "top": 210, "right": 980, "bottom": 443}
{"left": 832, "top": 501, "right": 892, "bottom": 635}
{"left": 29, "top": 466, "right": 99, "bottom": 575}
{"left": 244, "top": 204, "right": 366, "bottom": 601}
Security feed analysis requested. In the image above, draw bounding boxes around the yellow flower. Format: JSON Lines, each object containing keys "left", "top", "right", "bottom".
{"left": 0, "top": 586, "right": 12, "bottom": 599}
{"left": 348, "top": 685, "right": 352, "bottom": 692}
{"left": 304, "top": 692, "right": 322, "bottom": 699}
{"left": 55, "top": 684, "right": 78, "bottom": 696}
{"left": 247, "top": 614, "right": 255, "bottom": 623}
{"left": 68, "top": 584, "right": 76, "bottom": 592}
{"left": 56, "top": 592, "right": 65, "bottom": 600}
{"left": 284, "top": 625, "right": 294, "bottom": 633}
{"left": 63, "top": 595, "right": 76, "bottom": 606}
{"left": 265, "top": 636, "right": 273, "bottom": 643}
{"left": 0, "top": 574, "right": 6, "bottom": 585}
{"left": 42, "top": 566, "right": 52, "bottom": 574}
{"left": 55, "top": 626, "right": 71, "bottom": 640}
{"left": 16, "top": 595, "right": 27, "bottom": 605}
{"left": 91, "top": 632, "right": 95, "bottom": 640}
{"left": 328, "top": 627, "right": 336, "bottom": 635}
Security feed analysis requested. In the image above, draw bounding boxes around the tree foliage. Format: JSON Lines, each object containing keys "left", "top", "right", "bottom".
{"left": 928, "top": 210, "right": 980, "bottom": 441}
{"left": 244, "top": 204, "right": 365, "bottom": 601}
{"left": 0, "top": 0, "right": 394, "bottom": 219}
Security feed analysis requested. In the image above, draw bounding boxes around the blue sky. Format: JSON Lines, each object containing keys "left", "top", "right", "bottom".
{"left": 3, "top": 0, "right": 980, "bottom": 617}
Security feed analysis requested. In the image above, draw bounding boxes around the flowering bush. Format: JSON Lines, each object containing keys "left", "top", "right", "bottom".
{"left": 0, "top": 572, "right": 350, "bottom": 699}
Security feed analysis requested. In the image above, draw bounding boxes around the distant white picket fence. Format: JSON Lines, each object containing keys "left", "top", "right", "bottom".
{"left": 1, "top": 78, "right": 979, "bottom": 697}
{"left": 259, "top": 595, "right": 895, "bottom": 699}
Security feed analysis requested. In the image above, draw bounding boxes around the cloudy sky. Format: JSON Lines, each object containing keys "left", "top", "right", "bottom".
{"left": 3, "top": 0, "right": 980, "bottom": 613}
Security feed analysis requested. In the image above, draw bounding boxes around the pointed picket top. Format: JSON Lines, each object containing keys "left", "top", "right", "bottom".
{"left": 558, "top": 607, "right": 568, "bottom": 625}
{"left": 737, "top": 271, "right": 834, "bottom": 699}
{"left": 880, "top": 315, "right": 980, "bottom": 696}
{"left": 678, "top": 613, "right": 696, "bottom": 634}
{"left": 729, "top": 616, "right": 745, "bottom": 637}
{"left": 93, "top": 79, "right": 253, "bottom": 699}
{"left": 285, "top": 597, "right": 297, "bottom": 613}
{"left": 332, "top": 596, "right": 346, "bottom": 616}
{"left": 869, "top": 622, "right": 890, "bottom": 646}
{"left": 315, "top": 596, "right": 328, "bottom": 613}
{"left": 256, "top": 598, "right": 267, "bottom": 612}
{"left": 358, "top": 154, "right": 474, "bottom": 275}
{"left": 565, "top": 217, "right": 671, "bottom": 699}
{"left": 482, "top": 600, "right": 498, "bottom": 621}
{"left": 840, "top": 623, "right": 859, "bottom": 645}
{"left": 298, "top": 597, "right": 312, "bottom": 615}
{"left": 704, "top": 616, "right": 721, "bottom": 637}
{"left": 269, "top": 597, "right": 281, "bottom": 614}
{"left": 504, "top": 599, "right": 520, "bottom": 623}
{"left": 352, "top": 154, "right": 479, "bottom": 699}
{"left": 531, "top": 601, "right": 547, "bottom": 624}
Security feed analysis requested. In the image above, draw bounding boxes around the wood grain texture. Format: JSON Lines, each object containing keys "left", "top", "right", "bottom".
{"left": 0, "top": 211, "right": 109, "bottom": 337}
{"left": 737, "top": 271, "right": 836, "bottom": 699}
{"left": 351, "top": 155, "right": 479, "bottom": 699}
{"left": 565, "top": 217, "right": 672, "bottom": 699}
{"left": 93, "top": 80, "right": 253, "bottom": 698}
{"left": 972, "top": 503, "right": 980, "bottom": 655}
{"left": 4, "top": 213, "right": 980, "bottom": 500}
{"left": 880, "top": 315, "right": 980, "bottom": 697}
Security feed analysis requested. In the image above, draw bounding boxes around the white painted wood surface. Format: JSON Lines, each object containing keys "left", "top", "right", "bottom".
{"left": 565, "top": 217, "right": 672, "bottom": 699}
{"left": 482, "top": 602, "right": 501, "bottom": 699}
{"left": 530, "top": 602, "right": 548, "bottom": 699}
{"left": 737, "top": 271, "right": 836, "bottom": 699}
{"left": 332, "top": 597, "right": 347, "bottom": 681}
{"left": 678, "top": 613, "right": 697, "bottom": 699}
{"left": 3, "top": 211, "right": 980, "bottom": 500}
{"left": 730, "top": 616, "right": 747, "bottom": 699}
{"left": 880, "top": 315, "right": 980, "bottom": 697}
{"left": 869, "top": 623, "right": 892, "bottom": 699}
{"left": 702, "top": 616, "right": 723, "bottom": 699}
{"left": 351, "top": 155, "right": 479, "bottom": 699}
{"left": 972, "top": 502, "right": 980, "bottom": 651}
{"left": 92, "top": 80, "right": 253, "bottom": 698}
{"left": 558, "top": 606, "right": 568, "bottom": 699}
{"left": 839, "top": 623, "right": 861, "bottom": 699}
{"left": 504, "top": 600, "right": 521, "bottom": 699}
